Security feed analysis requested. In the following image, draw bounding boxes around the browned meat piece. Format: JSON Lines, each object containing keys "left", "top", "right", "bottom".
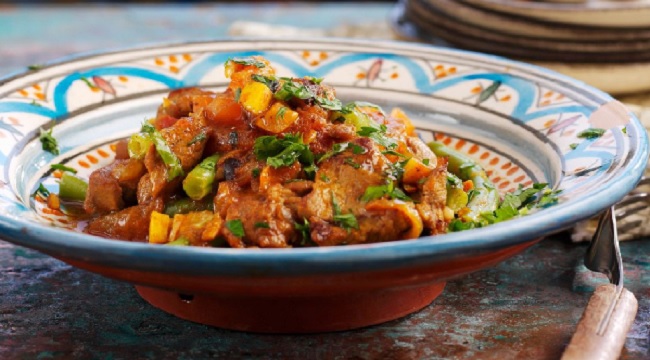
{"left": 292, "top": 137, "right": 421, "bottom": 246}
{"left": 84, "top": 158, "right": 146, "bottom": 214}
{"left": 215, "top": 182, "right": 298, "bottom": 248}
{"left": 156, "top": 87, "right": 214, "bottom": 122}
{"left": 84, "top": 167, "right": 123, "bottom": 215}
{"left": 114, "top": 139, "right": 130, "bottom": 160}
{"left": 159, "top": 117, "right": 207, "bottom": 171}
{"left": 415, "top": 157, "right": 449, "bottom": 235}
{"left": 406, "top": 136, "right": 437, "bottom": 166}
{"left": 85, "top": 198, "right": 163, "bottom": 241}
{"left": 138, "top": 149, "right": 180, "bottom": 204}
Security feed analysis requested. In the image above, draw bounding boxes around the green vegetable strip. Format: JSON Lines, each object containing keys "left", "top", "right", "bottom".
{"left": 127, "top": 133, "right": 153, "bottom": 159}
{"left": 182, "top": 154, "right": 221, "bottom": 200}
{"left": 163, "top": 197, "right": 213, "bottom": 216}
{"left": 428, "top": 141, "right": 498, "bottom": 221}
{"left": 148, "top": 129, "right": 184, "bottom": 181}
{"left": 58, "top": 173, "right": 88, "bottom": 202}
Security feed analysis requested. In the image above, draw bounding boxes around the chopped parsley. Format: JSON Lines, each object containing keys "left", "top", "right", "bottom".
{"left": 360, "top": 181, "right": 411, "bottom": 202}
{"left": 33, "top": 183, "right": 50, "bottom": 199}
{"left": 51, "top": 164, "right": 77, "bottom": 174}
{"left": 577, "top": 128, "right": 606, "bottom": 139}
{"left": 187, "top": 132, "right": 207, "bottom": 146}
{"left": 39, "top": 128, "right": 59, "bottom": 155}
{"left": 234, "top": 88, "right": 242, "bottom": 102}
{"left": 422, "top": 158, "right": 430, "bottom": 166}
{"left": 252, "top": 167, "right": 261, "bottom": 178}
{"left": 315, "top": 96, "right": 343, "bottom": 111}
{"left": 318, "top": 142, "right": 350, "bottom": 163}
{"left": 569, "top": 143, "right": 578, "bottom": 150}
{"left": 449, "top": 183, "right": 561, "bottom": 232}
{"left": 356, "top": 124, "right": 397, "bottom": 149}
{"left": 295, "top": 218, "right": 312, "bottom": 246}
{"left": 341, "top": 101, "right": 385, "bottom": 116}
{"left": 28, "top": 64, "right": 43, "bottom": 71}
{"left": 228, "top": 57, "right": 266, "bottom": 68}
{"left": 225, "top": 219, "right": 245, "bottom": 237}
{"left": 254, "top": 222, "right": 270, "bottom": 229}
{"left": 320, "top": 173, "right": 330, "bottom": 182}
{"left": 332, "top": 194, "right": 359, "bottom": 231}
{"left": 274, "top": 80, "right": 313, "bottom": 101}
{"left": 253, "top": 134, "right": 316, "bottom": 170}
{"left": 251, "top": 74, "right": 278, "bottom": 90}
{"left": 382, "top": 150, "right": 407, "bottom": 158}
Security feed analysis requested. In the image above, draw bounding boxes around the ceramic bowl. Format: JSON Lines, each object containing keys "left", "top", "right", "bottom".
{"left": 0, "top": 39, "right": 646, "bottom": 333}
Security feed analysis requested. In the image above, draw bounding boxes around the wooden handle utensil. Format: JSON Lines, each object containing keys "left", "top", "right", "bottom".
{"left": 562, "top": 284, "right": 638, "bottom": 360}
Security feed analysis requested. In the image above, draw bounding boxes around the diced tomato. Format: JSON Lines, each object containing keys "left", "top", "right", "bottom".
{"left": 203, "top": 94, "right": 244, "bottom": 126}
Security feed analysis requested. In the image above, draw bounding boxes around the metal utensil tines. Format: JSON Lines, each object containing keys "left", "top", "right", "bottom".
{"left": 562, "top": 206, "right": 639, "bottom": 360}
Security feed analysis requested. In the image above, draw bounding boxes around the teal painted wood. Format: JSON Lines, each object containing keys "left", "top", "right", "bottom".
{"left": 1, "top": 237, "right": 649, "bottom": 359}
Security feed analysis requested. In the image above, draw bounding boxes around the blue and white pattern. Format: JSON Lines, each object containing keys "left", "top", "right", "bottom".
{"left": 0, "top": 39, "right": 646, "bottom": 276}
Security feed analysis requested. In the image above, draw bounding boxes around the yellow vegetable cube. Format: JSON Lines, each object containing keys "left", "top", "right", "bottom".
{"left": 402, "top": 158, "right": 434, "bottom": 184}
{"left": 255, "top": 102, "right": 300, "bottom": 133}
{"left": 239, "top": 81, "right": 273, "bottom": 115}
{"left": 149, "top": 211, "right": 171, "bottom": 244}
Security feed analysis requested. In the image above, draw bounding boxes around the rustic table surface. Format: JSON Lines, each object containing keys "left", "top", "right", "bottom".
{"left": 1, "top": 3, "right": 649, "bottom": 359}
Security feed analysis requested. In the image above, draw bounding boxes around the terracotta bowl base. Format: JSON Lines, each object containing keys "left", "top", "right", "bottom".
{"left": 136, "top": 282, "right": 446, "bottom": 333}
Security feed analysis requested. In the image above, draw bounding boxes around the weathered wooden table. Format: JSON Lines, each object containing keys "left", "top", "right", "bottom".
{"left": 1, "top": 3, "right": 649, "bottom": 359}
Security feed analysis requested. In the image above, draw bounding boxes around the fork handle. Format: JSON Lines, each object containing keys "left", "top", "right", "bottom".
{"left": 562, "top": 284, "right": 638, "bottom": 360}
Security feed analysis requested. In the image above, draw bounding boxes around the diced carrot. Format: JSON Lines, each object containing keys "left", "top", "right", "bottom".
{"left": 463, "top": 180, "right": 474, "bottom": 192}
{"left": 255, "top": 102, "right": 299, "bottom": 133}
{"left": 47, "top": 193, "right": 60, "bottom": 210}
{"left": 201, "top": 215, "right": 223, "bottom": 242}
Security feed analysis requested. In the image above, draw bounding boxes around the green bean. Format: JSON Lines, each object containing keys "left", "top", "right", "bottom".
{"left": 428, "top": 141, "right": 499, "bottom": 221}
{"left": 127, "top": 133, "right": 153, "bottom": 160}
{"left": 58, "top": 172, "right": 88, "bottom": 202}
{"left": 182, "top": 154, "right": 220, "bottom": 200}
{"left": 163, "top": 197, "right": 213, "bottom": 216}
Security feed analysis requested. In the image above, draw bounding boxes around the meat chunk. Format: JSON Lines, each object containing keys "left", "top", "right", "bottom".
{"left": 415, "top": 157, "right": 449, "bottom": 235}
{"left": 84, "top": 158, "right": 146, "bottom": 215}
{"left": 215, "top": 182, "right": 298, "bottom": 248}
{"left": 85, "top": 198, "right": 163, "bottom": 241}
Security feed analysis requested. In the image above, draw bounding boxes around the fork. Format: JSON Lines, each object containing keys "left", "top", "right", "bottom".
{"left": 562, "top": 206, "right": 639, "bottom": 360}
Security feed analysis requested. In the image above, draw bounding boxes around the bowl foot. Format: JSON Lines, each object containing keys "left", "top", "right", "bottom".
{"left": 135, "top": 282, "right": 446, "bottom": 333}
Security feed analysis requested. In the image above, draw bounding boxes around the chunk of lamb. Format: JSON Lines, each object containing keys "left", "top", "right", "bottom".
{"left": 414, "top": 157, "right": 449, "bottom": 235}
{"left": 85, "top": 198, "right": 163, "bottom": 241}
{"left": 137, "top": 117, "right": 207, "bottom": 204}
{"left": 84, "top": 158, "right": 146, "bottom": 215}
{"left": 215, "top": 182, "right": 299, "bottom": 248}
{"left": 295, "top": 138, "right": 424, "bottom": 246}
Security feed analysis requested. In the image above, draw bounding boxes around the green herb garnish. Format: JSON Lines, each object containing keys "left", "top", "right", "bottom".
{"left": 332, "top": 194, "right": 359, "bottom": 231}
{"left": 39, "top": 128, "right": 59, "bottom": 155}
{"left": 225, "top": 219, "right": 245, "bottom": 238}
{"left": 577, "top": 128, "right": 606, "bottom": 139}
{"left": 253, "top": 134, "right": 316, "bottom": 170}
{"left": 254, "top": 222, "right": 270, "bottom": 229}
{"left": 187, "top": 132, "right": 207, "bottom": 146}
{"left": 228, "top": 57, "right": 266, "bottom": 68}
{"left": 360, "top": 182, "right": 412, "bottom": 202}
{"left": 33, "top": 183, "right": 50, "bottom": 199}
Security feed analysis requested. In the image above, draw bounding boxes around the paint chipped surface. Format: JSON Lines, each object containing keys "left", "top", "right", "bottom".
{"left": 0, "top": 236, "right": 648, "bottom": 359}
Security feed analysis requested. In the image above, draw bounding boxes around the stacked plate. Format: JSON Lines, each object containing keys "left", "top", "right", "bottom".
{"left": 391, "top": 0, "right": 650, "bottom": 95}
